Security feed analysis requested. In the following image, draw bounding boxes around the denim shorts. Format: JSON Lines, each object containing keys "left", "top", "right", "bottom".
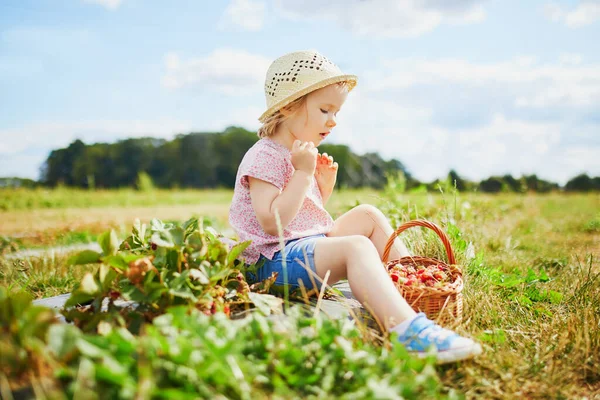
{"left": 247, "top": 234, "right": 325, "bottom": 292}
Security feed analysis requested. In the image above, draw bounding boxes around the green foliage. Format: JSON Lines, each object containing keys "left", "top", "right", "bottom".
{"left": 62, "top": 217, "right": 278, "bottom": 334}
{"left": 467, "top": 251, "right": 564, "bottom": 308}
{"left": 136, "top": 171, "right": 155, "bottom": 192}
{"left": 0, "top": 177, "right": 40, "bottom": 188}
{"left": 0, "top": 187, "right": 233, "bottom": 210}
{"left": 1, "top": 291, "right": 445, "bottom": 399}
{"left": 583, "top": 214, "right": 600, "bottom": 233}
{"left": 384, "top": 170, "right": 407, "bottom": 196}
{"left": 447, "top": 170, "right": 468, "bottom": 192}
{"left": 478, "top": 176, "right": 505, "bottom": 193}
{"left": 565, "top": 173, "right": 599, "bottom": 192}
{"left": 0, "top": 287, "right": 57, "bottom": 378}
{"left": 38, "top": 127, "right": 410, "bottom": 190}
{"left": 2, "top": 192, "right": 599, "bottom": 398}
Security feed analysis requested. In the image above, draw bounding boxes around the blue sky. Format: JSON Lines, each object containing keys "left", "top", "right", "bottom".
{"left": 1, "top": 0, "right": 599, "bottom": 185}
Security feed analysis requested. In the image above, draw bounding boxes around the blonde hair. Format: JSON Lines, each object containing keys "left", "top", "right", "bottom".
{"left": 257, "top": 81, "right": 352, "bottom": 138}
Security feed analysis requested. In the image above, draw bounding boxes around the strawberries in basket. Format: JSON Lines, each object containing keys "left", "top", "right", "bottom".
{"left": 388, "top": 263, "right": 452, "bottom": 289}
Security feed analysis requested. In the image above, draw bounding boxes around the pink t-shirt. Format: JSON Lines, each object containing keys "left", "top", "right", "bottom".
{"left": 229, "top": 138, "right": 334, "bottom": 264}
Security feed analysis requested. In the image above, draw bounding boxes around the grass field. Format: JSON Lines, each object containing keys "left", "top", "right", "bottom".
{"left": 1, "top": 188, "right": 599, "bottom": 398}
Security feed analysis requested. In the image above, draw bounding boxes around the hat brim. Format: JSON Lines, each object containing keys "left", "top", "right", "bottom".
{"left": 258, "top": 74, "right": 358, "bottom": 123}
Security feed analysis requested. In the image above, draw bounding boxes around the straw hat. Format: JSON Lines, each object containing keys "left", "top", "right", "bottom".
{"left": 258, "top": 50, "right": 358, "bottom": 123}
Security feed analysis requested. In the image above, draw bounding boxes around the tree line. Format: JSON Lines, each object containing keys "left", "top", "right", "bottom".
{"left": 1, "top": 126, "right": 599, "bottom": 193}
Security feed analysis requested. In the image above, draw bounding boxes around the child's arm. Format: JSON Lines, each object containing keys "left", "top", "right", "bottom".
{"left": 249, "top": 170, "right": 312, "bottom": 236}
{"left": 249, "top": 141, "right": 317, "bottom": 236}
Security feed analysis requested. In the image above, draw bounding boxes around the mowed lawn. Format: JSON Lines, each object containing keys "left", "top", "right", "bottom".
{"left": 1, "top": 188, "right": 599, "bottom": 398}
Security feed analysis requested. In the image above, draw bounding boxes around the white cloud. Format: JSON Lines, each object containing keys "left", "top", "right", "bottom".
{"left": 161, "top": 49, "right": 271, "bottom": 95}
{"left": 219, "top": 0, "right": 266, "bottom": 31}
{"left": 559, "top": 53, "right": 583, "bottom": 65}
{"left": 563, "top": 146, "right": 600, "bottom": 177}
{"left": 274, "top": 0, "right": 486, "bottom": 38}
{"left": 83, "top": 0, "right": 123, "bottom": 11}
{"left": 368, "top": 55, "right": 600, "bottom": 108}
{"left": 543, "top": 1, "right": 600, "bottom": 27}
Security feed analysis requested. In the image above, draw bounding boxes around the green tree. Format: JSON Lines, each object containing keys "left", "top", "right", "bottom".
{"left": 479, "top": 177, "right": 504, "bottom": 193}
{"left": 565, "top": 173, "right": 593, "bottom": 192}
{"left": 447, "top": 169, "right": 467, "bottom": 192}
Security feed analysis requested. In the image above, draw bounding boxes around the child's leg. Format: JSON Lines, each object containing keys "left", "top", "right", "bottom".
{"left": 313, "top": 235, "right": 416, "bottom": 329}
{"left": 313, "top": 235, "right": 483, "bottom": 363}
{"left": 327, "top": 204, "right": 410, "bottom": 262}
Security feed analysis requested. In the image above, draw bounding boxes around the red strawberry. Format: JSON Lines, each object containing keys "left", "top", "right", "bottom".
{"left": 420, "top": 272, "right": 433, "bottom": 281}
{"left": 391, "top": 273, "right": 400, "bottom": 282}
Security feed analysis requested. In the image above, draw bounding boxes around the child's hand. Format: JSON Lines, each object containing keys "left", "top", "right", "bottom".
{"left": 315, "top": 152, "right": 338, "bottom": 201}
{"left": 291, "top": 140, "right": 318, "bottom": 175}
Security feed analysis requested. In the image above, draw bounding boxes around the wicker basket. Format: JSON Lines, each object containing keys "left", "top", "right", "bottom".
{"left": 382, "top": 219, "right": 463, "bottom": 324}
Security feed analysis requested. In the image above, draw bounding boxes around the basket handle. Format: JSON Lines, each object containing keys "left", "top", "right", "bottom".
{"left": 382, "top": 219, "right": 456, "bottom": 265}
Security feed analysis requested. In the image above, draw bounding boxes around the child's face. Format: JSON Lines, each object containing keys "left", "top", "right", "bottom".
{"left": 284, "top": 83, "right": 348, "bottom": 145}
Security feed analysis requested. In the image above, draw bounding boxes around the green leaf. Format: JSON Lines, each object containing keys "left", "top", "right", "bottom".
{"left": 515, "top": 294, "right": 533, "bottom": 306}
{"left": 151, "top": 231, "right": 174, "bottom": 248}
{"left": 65, "top": 272, "right": 100, "bottom": 307}
{"left": 64, "top": 291, "right": 96, "bottom": 308}
{"left": 168, "top": 270, "right": 197, "bottom": 301}
{"left": 150, "top": 218, "right": 165, "bottom": 231}
{"left": 99, "top": 264, "right": 117, "bottom": 290}
{"left": 154, "top": 388, "right": 200, "bottom": 400}
{"left": 477, "top": 329, "right": 506, "bottom": 344}
{"left": 525, "top": 268, "right": 539, "bottom": 283}
{"left": 226, "top": 241, "right": 251, "bottom": 267}
{"left": 189, "top": 268, "right": 209, "bottom": 285}
{"left": 81, "top": 272, "right": 100, "bottom": 294}
{"left": 102, "top": 255, "right": 129, "bottom": 271}
{"left": 248, "top": 292, "right": 283, "bottom": 316}
{"left": 205, "top": 227, "right": 218, "bottom": 242}
{"left": 547, "top": 290, "right": 563, "bottom": 304}
{"left": 99, "top": 230, "right": 119, "bottom": 256}
{"left": 133, "top": 218, "right": 146, "bottom": 244}
{"left": 76, "top": 338, "right": 109, "bottom": 359}
{"left": 47, "top": 324, "right": 81, "bottom": 360}
{"left": 170, "top": 227, "right": 184, "bottom": 247}
{"left": 68, "top": 250, "right": 102, "bottom": 266}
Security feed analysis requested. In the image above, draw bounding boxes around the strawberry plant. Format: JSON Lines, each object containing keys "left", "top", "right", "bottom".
{"left": 0, "top": 287, "right": 57, "bottom": 392}
{"left": 45, "top": 305, "right": 444, "bottom": 399}
{"left": 63, "top": 217, "right": 282, "bottom": 333}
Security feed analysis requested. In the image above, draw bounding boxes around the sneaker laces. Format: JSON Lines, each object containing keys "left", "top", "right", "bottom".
{"left": 413, "top": 318, "right": 456, "bottom": 345}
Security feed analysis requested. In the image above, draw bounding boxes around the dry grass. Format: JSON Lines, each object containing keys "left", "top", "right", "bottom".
{"left": 1, "top": 189, "right": 599, "bottom": 398}
{"left": 377, "top": 192, "right": 600, "bottom": 399}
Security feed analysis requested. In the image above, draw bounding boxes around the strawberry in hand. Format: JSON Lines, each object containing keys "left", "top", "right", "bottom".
{"left": 315, "top": 152, "right": 338, "bottom": 205}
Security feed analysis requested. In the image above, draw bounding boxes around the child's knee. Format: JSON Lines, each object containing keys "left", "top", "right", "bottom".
{"left": 354, "top": 204, "right": 386, "bottom": 220}
{"left": 344, "top": 235, "right": 377, "bottom": 253}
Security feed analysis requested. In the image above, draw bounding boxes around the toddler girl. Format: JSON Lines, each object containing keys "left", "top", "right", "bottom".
{"left": 229, "top": 50, "right": 482, "bottom": 364}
